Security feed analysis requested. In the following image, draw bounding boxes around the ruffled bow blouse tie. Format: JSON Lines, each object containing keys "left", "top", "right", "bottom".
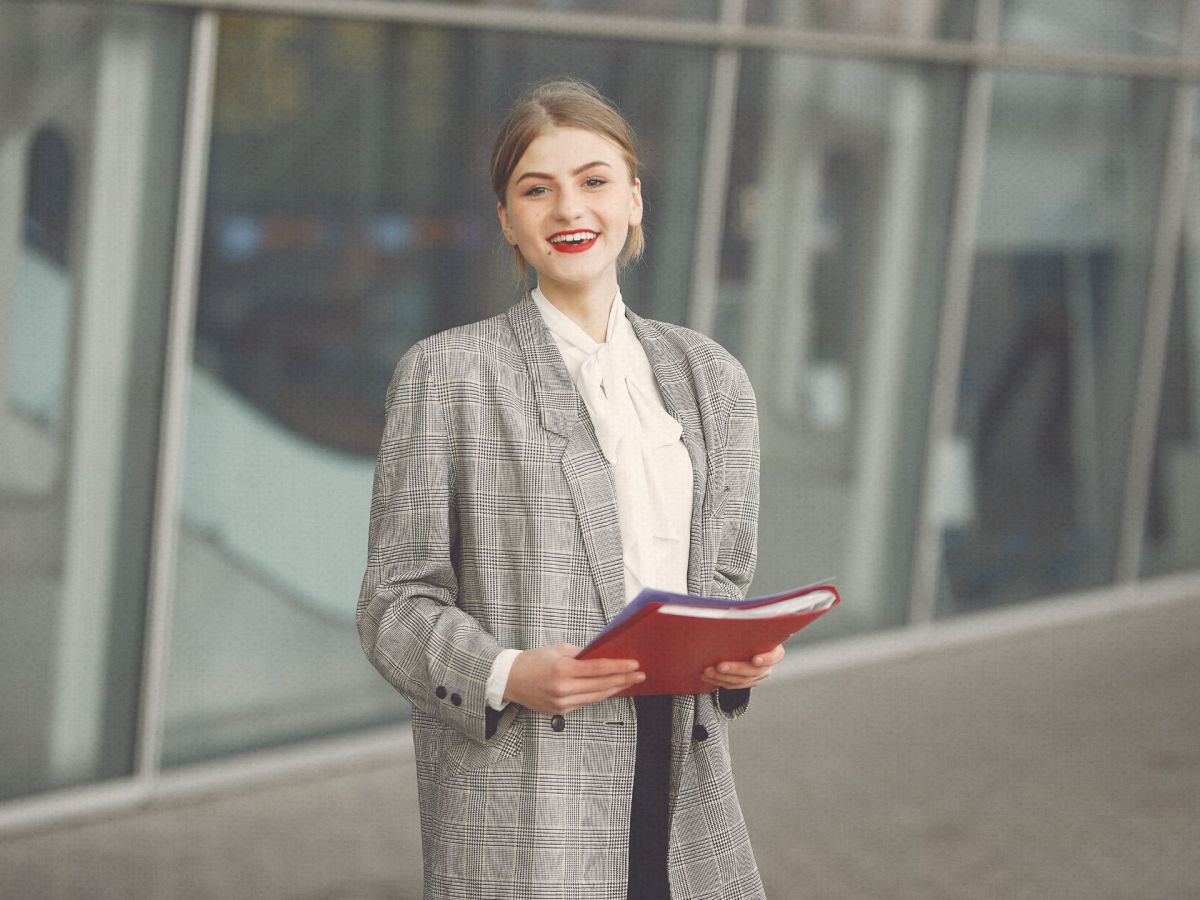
{"left": 483, "top": 288, "right": 695, "bottom": 711}
{"left": 532, "top": 287, "right": 693, "bottom": 602}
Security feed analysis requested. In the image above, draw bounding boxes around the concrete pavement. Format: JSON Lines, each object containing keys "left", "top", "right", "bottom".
{"left": 1, "top": 593, "right": 1196, "bottom": 899}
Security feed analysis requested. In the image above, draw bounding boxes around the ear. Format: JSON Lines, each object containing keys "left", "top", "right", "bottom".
{"left": 628, "top": 177, "right": 644, "bottom": 228}
{"left": 497, "top": 201, "right": 516, "bottom": 245}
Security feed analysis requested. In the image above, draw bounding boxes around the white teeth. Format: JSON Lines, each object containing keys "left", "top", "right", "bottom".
{"left": 550, "top": 231, "right": 598, "bottom": 244}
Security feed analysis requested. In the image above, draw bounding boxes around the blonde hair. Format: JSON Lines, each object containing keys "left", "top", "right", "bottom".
{"left": 490, "top": 78, "right": 645, "bottom": 281}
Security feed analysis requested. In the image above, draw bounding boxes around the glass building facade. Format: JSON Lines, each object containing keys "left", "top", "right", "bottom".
{"left": 2, "top": 0, "right": 1199, "bottom": 821}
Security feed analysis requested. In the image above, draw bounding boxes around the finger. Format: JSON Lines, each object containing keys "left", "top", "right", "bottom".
{"left": 564, "top": 657, "right": 641, "bottom": 677}
{"left": 703, "top": 666, "right": 771, "bottom": 688}
{"left": 702, "top": 674, "right": 765, "bottom": 690}
{"left": 751, "top": 645, "right": 786, "bottom": 666}
{"left": 712, "top": 661, "right": 763, "bottom": 678}
{"left": 559, "top": 671, "right": 645, "bottom": 696}
{"left": 704, "top": 667, "right": 765, "bottom": 684}
{"left": 558, "top": 682, "right": 641, "bottom": 714}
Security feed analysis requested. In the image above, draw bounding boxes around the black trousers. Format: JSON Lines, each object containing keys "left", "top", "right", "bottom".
{"left": 626, "top": 694, "right": 673, "bottom": 900}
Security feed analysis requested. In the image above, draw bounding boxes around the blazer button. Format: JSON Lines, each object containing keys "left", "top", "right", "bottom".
{"left": 550, "top": 714, "right": 565, "bottom": 732}
{"left": 692, "top": 724, "right": 709, "bottom": 742}
{"left": 435, "top": 686, "right": 447, "bottom": 700}
{"left": 450, "top": 693, "right": 462, "bottom": 706}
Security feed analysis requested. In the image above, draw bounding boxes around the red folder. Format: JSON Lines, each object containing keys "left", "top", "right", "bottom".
{"left": 577, "top": 581, "right": 840, "bottom": 696}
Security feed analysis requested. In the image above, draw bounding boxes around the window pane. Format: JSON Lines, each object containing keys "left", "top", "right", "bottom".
{"left": 0, "top": 3, "right": 189, "bottom": 800}
{"left": 940, "top": 72, "right": 1173, "bottom": 613}
{"left": 163, "top": 14, "right": 712, "bottom": 765}
{"left": 714, "top": 52, "right": 967, "bottom": 634}
{"left": 1001, "top": 0, "right": 1185, "bottom": 56}
{"left": 747, "top": 0, "right": 977, "bottom": 39}
{"left": 1142, "top": 159, "right": 1200, "bottom": 576}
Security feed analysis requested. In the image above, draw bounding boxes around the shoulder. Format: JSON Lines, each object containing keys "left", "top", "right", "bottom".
{"left": 414, "top": 311, "right": 519, "bottom": 361}
{"left": 385, "top": 311, "right": 528, "bottom": 415}
{"left": 643, "top": 318, "right": 741, "bottom": 365}
{"left": 634, "top": 315, "right": 752, "bottom": 397}
{"left": 396, "top": 310, "right": 522, "bottom": 380}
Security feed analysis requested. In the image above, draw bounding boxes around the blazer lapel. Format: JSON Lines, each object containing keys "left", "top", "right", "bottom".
{"left": 508, "top": 296, "right": 628, "bottom": 625}
{"left": 507, "top": 294, "right": 578, "bottom": 440}
{"left": 627, "top": 311, "right": 715, "bottom": 596}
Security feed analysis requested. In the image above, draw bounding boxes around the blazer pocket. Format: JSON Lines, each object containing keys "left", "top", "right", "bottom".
{"left": 442, "top": 711, "right": 525, "bottom": 776}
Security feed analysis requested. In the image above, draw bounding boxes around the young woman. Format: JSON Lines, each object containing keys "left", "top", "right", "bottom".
{"left": 358, "top": 78, "right": 784, "bottom": 900}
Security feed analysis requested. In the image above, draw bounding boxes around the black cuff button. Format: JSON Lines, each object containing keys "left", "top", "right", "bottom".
{"left": 550, "top": 714, "right": 565, "bottom": 732}
{"left": 450, "top": 693, "right": 462, "bottom": 706}
{"left": 435, "top": 686, "right": 447, "bottom": 700}
{"left": 692, "top": 724, "right": 709, "bottom": 742}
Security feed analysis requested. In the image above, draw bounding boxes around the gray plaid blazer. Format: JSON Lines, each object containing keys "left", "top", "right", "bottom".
{"left": 358, "top": 295, "right": 764, "bottom": 900}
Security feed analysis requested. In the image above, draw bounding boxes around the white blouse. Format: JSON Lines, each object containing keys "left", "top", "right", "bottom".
{"left": 484, "top": 288, "right": 694, "bottom": 709}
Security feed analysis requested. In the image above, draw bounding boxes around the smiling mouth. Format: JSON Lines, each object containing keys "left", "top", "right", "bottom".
{"left": 549, "top": 230, "right": 599, "bottom": 253}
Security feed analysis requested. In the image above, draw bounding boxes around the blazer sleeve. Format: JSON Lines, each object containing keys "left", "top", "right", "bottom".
{"left": 357, "top": 342, "right": 507, "bottom": 746}
{"left": 710, "top": 360, "right": 761, "bottom": 720}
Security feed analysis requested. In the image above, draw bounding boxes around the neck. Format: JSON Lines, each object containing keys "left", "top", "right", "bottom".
{"left": 537, "top": 279, "right": 618, "bottom": 343}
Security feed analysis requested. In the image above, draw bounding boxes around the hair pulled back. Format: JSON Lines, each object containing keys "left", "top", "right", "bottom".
{"left": 490, "top": 78, "right": 644, "bottom": 280}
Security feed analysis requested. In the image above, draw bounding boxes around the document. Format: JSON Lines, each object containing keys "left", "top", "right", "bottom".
{"left": 577, "top": 581, "right": 840, "bottom": 696}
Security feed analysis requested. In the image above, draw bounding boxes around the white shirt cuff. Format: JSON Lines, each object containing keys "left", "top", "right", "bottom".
{"left": 486, "top": 648, "right": 521, "bottom": 710}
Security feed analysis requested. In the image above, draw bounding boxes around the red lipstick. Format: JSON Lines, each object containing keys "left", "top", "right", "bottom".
{"left": 549, "top": 230, "right": 599, "bottom": 253}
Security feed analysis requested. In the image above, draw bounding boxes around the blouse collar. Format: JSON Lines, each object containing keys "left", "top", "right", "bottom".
{"left": 531, "top": 285, "right": 624, "bottom": 354}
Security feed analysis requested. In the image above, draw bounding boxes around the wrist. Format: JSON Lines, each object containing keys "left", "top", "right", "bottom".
{"left": 487, "top": 648, "right": 521, "bottom": 710}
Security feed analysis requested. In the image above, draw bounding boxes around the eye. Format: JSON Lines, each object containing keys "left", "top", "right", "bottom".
{"left": 584, "top": 177, "right": 608, "bottom": 188}
{"left": 523, "top": 185, "right": 549, "bottom": 196}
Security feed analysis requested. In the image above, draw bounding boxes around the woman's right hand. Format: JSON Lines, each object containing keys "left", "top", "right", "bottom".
{"left": 504, "top": 644, "right": 644, "bottom": 715}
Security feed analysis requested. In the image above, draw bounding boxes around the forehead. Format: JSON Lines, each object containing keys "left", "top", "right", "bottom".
{"left": 515, "top": 125, "right": 628, "bottom": 173}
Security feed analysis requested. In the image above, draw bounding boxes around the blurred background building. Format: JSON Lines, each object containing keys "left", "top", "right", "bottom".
{"left": 1, "top": 0, "right": 1198, "bottom": 830}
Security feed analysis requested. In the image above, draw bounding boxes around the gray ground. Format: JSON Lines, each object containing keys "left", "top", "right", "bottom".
{"left": 1, "top": 595, "right": 1197, "bottom": 899}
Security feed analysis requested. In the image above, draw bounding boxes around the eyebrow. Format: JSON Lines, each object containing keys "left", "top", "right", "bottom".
{"left": 515, "top": 160, "right": 612, "bottom": 184}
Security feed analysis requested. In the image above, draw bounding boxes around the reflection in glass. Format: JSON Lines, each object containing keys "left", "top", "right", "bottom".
{"left": 1142, "top": 192, "right": 1200, "bottom": 576}
{"left": 1001, "top": 0, "right": 1184, "bottom": 56}
{"left": 444, "top": 0, "right": 717, "bottom": 17}
{"left": 9, "top": 129, "right": 72, "bottom": 429}
{"left": 0, "top": 4, "right": 188, "bottom": 801}
{"left": 715, "top": 51, "right": 965, "bottom": 633}
{"left": 940, "top": 72, "right": 1172, "bottom": 612}
{"left": 164, "top": 15, "right": 713, "bottom": 765}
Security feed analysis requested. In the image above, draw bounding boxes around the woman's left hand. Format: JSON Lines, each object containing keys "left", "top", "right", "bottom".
{"left": 700, "top": 644, "right": 785, "bottom": 690}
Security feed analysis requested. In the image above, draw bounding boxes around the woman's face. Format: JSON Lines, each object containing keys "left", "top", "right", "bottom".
{"left": 498, "top": 125, "right": 642, "bottom": 302}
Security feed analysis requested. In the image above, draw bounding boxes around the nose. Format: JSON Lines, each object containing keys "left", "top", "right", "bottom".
{"left": 553, "top": 184, "right": 583, "bottom": 221}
